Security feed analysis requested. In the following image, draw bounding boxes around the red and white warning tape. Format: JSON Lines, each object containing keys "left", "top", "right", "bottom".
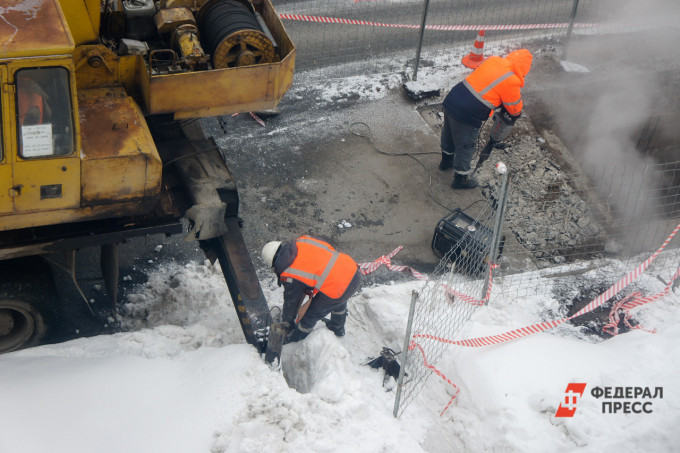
{"left": 441, "top": 263, "right": 498, "bottom": 306}
{"left": 360, "top": 247, "right": 498, "bottom": 307}
{"left": 602, "top": 291, "right": 651, "bottom": 336}
{"left": 279, "top": 13, "right": 597, "bottom": 32}
{"left": 408, "top": 221, "right": 680, "bottom": 415}
{"left": 410, "top": 341, "right": 460, "bottom": 416}
{"left": 359, "top": 246, "right": 492, "bottom": 416}
{"left": 358, "top": 225, "right": 679, "bottom": 415}
{"left": 414, "top": 221, "right": 680, "bottom": 348}
{"left": 358, "top": 246, "right": 427, "bottom": 280}
{"left": 231, "top": 112, "right": 266, "bottom": 127}
{"left": 603, "top": 265, "right": 680, "bottom": 335}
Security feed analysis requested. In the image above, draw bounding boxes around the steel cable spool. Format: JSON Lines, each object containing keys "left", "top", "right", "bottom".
{"left": 198, "top": 0, "right": 275, "bottom": 68}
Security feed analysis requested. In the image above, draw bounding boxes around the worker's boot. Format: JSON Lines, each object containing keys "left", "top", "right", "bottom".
{"left": 451, "top": 172, "right": 478, "bottom": 189}
{"left": 438, "top": 151, "right": 454, "bottom": 171}
{"left": 324, "top": 310, "right": 347, "bottom": 337}
{"left": 283, "top": 324, "right": 311, "bottom": 344}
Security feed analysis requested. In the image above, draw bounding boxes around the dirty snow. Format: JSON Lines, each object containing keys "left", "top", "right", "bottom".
{"left": 1, "top": 31, "right": 679, "bottom": 453}
{"left": 1, "top": 248, "right": 679, "bottom": 452}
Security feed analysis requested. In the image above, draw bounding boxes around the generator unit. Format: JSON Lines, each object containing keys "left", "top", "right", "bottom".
{"left": 431, "top": 208, "right": 503, "bottom": 277}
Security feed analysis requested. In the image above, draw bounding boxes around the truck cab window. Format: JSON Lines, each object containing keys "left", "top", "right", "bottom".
{"left": 16, "top": 67, "right": 74, "bottom": 158}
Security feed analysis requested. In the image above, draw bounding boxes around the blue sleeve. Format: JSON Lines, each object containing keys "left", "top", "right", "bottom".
{"left": 282, "top": 279, "right": 308, "bottom": 325}
{"left": 443, "top": 81, "right": 492, "bottom": 127}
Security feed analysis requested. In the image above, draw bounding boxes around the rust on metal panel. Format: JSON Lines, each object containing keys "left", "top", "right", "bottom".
{"left": 77, "top": 87, "right": 162, "bottom": 206}
{"left": 73, "top": 45, "right": 122, "bottom": 89}
{"left": 77, "top": 87, "right": 155, "bottom": 159}
{"left": 0, "top": 0, "right": 73, "bottom": 58}
{"left": 154, "top": 7, "right": 196, "bottom": 34}
{"left": 146, "top": 65, "right": 269, "bottom": 114}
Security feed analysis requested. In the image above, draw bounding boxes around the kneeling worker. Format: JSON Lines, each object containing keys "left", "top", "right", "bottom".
{"left": 262, "top": 236, "right": 362, "bottom": 344}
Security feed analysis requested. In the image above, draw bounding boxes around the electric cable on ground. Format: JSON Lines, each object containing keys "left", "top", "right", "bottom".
{"left": 349, "top": 121, "right": 489, "bottom": 213}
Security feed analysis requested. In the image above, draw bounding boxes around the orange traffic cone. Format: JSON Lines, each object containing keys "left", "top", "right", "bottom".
{"left": 461, "top": 30, "right": 486, "bottom": 69}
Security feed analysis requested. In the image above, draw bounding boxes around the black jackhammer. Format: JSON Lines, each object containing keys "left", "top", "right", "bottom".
{"left": 475, "top": 109, "right": 519, "bottom": 172}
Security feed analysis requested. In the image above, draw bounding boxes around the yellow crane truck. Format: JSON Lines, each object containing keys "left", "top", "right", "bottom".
{"left": 0, "top": 0, "right": 294, "bottom": 358}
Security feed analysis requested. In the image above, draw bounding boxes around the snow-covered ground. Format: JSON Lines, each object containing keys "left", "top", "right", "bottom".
{"left": 2, "top": 29, "right": 680, "bottom": 453}
{"left": 1, "top": 246, "right": 679, "bottom": 452}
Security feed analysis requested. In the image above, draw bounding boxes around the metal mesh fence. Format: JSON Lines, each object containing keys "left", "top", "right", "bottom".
{"left": 393, "top": 173, "right": 505, "bottom": 417}
{"left": 273, "top": 0, "right": 666, "bottom": 74}
{"left": 393, "top": 160, "right": 680, "bottom": 417}
{"left": 419, "top": 0, "right": 575, "bottom": 54}
{"left": 276, "top": 0, "right": 422, "bottom": 72}
{"left": 496, "top": 160, "right": 680, "bottom": 302}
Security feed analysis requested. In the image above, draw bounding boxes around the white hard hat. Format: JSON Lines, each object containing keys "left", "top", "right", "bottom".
{"left": 262, "top": 241, "right": 282, "bottom": 268}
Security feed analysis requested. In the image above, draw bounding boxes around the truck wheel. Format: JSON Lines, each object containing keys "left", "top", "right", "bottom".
{"left": 0, "top": 259, "right": 61, "bottom": 354}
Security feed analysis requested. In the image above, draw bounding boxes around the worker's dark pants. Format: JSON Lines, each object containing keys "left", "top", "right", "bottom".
{"left": 440, "top": 109, "right": 481, "bottom": 175}
{"left": 298, "top": 270, "right": 362, "bottom": 331}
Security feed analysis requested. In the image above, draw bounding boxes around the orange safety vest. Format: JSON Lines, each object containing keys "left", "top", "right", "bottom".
{"left": 18, "top": 85, "right": 44, "bottom": 126}
{"left": 463, "top": 49, "right": 533, "bottom": 117}
{"left": 280, "top": 236, "right": 358, "bottom": 299}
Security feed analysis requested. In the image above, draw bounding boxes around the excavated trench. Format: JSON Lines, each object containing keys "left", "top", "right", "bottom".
{"left": 417, "top": 67, "right": 680, "bottom": 338}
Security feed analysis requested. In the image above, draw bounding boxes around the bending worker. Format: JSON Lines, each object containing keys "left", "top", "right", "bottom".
{"left": 439, "top": 48, "right": 533, "bottom": 189}
{"left": 262, "top": 236, "right": 362, "bottom": 344}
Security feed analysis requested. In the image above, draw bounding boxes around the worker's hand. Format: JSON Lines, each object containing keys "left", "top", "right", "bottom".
{"left": 499, "top": 108, "right": 519, "bottom": 126}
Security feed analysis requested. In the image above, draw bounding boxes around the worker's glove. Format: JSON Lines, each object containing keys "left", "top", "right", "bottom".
{"left": 498, "top": 107, "right": 519, "bottom": 126}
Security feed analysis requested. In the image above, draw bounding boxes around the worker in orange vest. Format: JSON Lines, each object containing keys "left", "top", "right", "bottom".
{"left": 439, "top": 49, "right": 533, "bottom": 189}
{"left": 18, "top": 78, "right": 50, "bottom": 126}
{"left": 262, "top": 236, "right": 362, "bottom": 344}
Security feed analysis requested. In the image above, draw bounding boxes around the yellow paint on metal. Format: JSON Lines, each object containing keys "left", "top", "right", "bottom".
{"left": 177, "top": 30, "right": 204, "bottom": 59}
{"left": 0, "top": 0, "right": 74, "bottom": 59}
{"left": 145, "top": 50, "right": 294, "bottom": 117}
{"left": 212, "top": 30, "right": 275, "bottom": 69}
{"left": 58, "top": 0, "right": 100, "bottom": 45}
{"left": 1, "top": 58, "right": 83, "bottom": 219}
{"left": 0, "top": 198, "right": 163, "bottom": 232}
{"left": 0, "top": 0, "right": 296, "bottom": 229}
{"left": 72, "top": 45, "right": 122, "bottom": 90}
{"left": 0, "top": 64, "right": 12, "bottom": 215}
{"left": 77, "top": 87, "right": 162, "bottom": 207}
{"left": 140, "top": 0, "right": 295, "bottom": 117}
{"left": 0, "top": 158, "right": 12, "bottom": 214}
{"left": 161, "top": 0, "right": 210, "bottom": 9}
{"left": 12, "top": 157, "right": 81, "bottom": 213}
{"left": 154, "top": 7, "right": 196, "bottom": 34}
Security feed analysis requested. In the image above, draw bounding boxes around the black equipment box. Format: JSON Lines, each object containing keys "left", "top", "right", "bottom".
{"left": 431, "top": 208, "right": 503, "bottom": 276}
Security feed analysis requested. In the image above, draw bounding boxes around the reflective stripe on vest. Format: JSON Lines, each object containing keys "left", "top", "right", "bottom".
{"left": 478, "top": 71, "right": 514, "bottom": 95}
{"left": 464, "top": 55, "right": 524, "bottom": 117}
{"left": 281, "top": 236, "right": 356, "bottom": 298}
{"left": 283, "top": 248, "right": 340, "bottom": 292}
{"left": 463, "top": 79, "right": 495, "bottom": 110}
{"left": 463, "top": 70, "right": 515, "bottom": 111}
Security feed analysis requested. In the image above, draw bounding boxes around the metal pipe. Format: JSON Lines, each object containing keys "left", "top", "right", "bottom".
{"left": 561, "top": 0, "right": 581, "bottom": 60}
{"left": 393, "top": 290, "right": 418, "bottom": 418}
{"left": 412, "top": 0, "right": 431, "bottom": 81}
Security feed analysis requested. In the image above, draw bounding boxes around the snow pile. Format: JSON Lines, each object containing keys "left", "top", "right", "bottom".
{"left": 1, "top": 254, "right": 679, "bottom": 452}
{"left": 120, "top": 260, "right": 246, "bottom": 349}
